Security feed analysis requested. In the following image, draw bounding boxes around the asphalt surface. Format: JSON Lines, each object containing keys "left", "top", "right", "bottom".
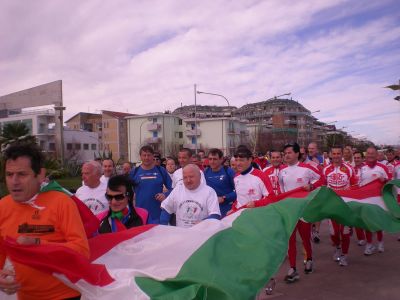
{"left": 256, "top": 220, "right": 400, "bottom": 300}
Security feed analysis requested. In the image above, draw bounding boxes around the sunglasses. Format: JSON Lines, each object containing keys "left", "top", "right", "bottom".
{"left": 105, "top": 193, "right": 128, "bottom": 201}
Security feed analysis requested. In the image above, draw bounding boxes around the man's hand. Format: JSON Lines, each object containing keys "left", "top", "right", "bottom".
{"left": 0, "top": 269, "right": 20, "bottom": 295}
{"left": 218, "top": 196, "right": 225, "bottom": 204}
{"left": 303, "top": 184, "right": 312, "bottom": 191}
{"left": 16, "top": 236, "right": 40, "bottom": 245}
{"left": 155, "top": 193, "right": 166, "bottom": 202}
{"left": 246, "top": 201, "right": 255, "bottom": 208}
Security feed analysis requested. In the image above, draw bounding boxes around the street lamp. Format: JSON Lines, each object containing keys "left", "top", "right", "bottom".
{"left": 311, "top": 110, "right": 321, "bottom": 114}
{"left": 196, "top": 91, "right": 230, "bottom": 107}
{"left": 139, "top": 119, "right": 147, "bottom": 145}
{"left": 196, "top": 89, "right": 231, "bottom": 155}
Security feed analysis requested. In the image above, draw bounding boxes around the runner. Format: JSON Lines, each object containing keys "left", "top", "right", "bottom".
{"left": 359, "top": 146, "right": 391, "bottom": 255}
{"left": 323, "top": 145, "right": 358, "bottom": 266}
{"left": 279, "top": 142, "right": 323, "bottom": 283}
{"left": 263, "top": 150, "right": 284, "bottom": 196}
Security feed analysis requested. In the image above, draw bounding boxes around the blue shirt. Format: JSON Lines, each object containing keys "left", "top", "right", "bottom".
{"left": 204, "top": 166, "right": 236, "bottom": 217}
{"left": 130, "top": 166, "right": 172, "bottom": 224}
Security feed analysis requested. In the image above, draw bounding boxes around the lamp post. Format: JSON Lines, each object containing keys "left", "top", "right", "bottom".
{"left": 139, "top": 119, "right": 147, "bottom": 146}
{"left": 196, "top": 90, "right": 231, "bottom": 154}
{"left": 54, "top": 105, "right": 66, "bottom": 166}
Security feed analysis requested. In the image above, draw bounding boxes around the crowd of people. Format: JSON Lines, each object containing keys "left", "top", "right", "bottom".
{"left": 0, "top": 141, "right": 399, "bottom": 298}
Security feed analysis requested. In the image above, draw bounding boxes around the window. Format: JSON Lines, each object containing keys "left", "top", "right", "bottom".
{"left": 66, "top": 143, "right": 72, "bottom": 150}
{"left": 75, "top": 143, "right": 81, "bottom": 150}
{"left": 83, "top": 143, "right": 89, "bottom": 150}
{"left": 153, "top": 131, "right": 158, "bottom": 138}
{"left": 191, "top": 137, "right": 197, "bottom": 144}
{"left": 49, "top": 143, "right": 56, "bottom": 151}
{"left": 178, "top": 119, "right": 182, "bottom": 125}
{"left": 152, "top": 118, "right": 157, "bottom": 123}
{"left": 179, "top": 132, "right": 183, "bottom": 138}
{"left": 91, "top": 144, "right": 97, "bottom": 150}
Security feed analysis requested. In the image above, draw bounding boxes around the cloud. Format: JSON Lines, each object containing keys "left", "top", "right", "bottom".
{"left": 0, "top": 0, "right": 399, "bottom": 145}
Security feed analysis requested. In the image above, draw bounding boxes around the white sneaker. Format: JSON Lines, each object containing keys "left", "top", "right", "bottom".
{"left": 333, "top": 248, "right": 341, "bottom": 262}
{"left": 284, "top": 268, "right": 299, "bottom": 283}
{"left": 357, "top": 239, "right": 366, "bottom": 246}
{"left": 265, "top": 278, "right": 276, "bottom": 295}
{"left": 364, "top": 244, "right": 376, "bottom": 256}
{"left": 378, "top": 242, "right": 384, "bottom": 253}
{"left": 339, "top": 255, "right": 348, "bottom": 266}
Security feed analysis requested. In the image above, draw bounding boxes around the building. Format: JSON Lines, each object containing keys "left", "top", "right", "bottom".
{"left": 173, "top": 105, "right": 236, "bottom": 119}
{"left": 182, "top": 117, "right": 248, "bottom": 156}
{"left": 235, "top": 98, "right": 315, "bottom": 149}
{"left": 126, "top": 113, "right": 183, "bottom": 163}
{"left": 0, "top": 108, "right": 57, "bottom": 153}
{"left": 65, "top": 110, "right": 135, "bottom": 161}
{"left": 64, "top": 129, "right": 99, "bottom": 163}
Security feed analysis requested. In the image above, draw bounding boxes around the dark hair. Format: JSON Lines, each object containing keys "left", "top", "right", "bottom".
{"left": 179, "top": 148, "right": 193, "bottom": 158}
{"left": 103, "top": 158, "right": 115, "bottom": 166}
{"left": 234, "top": 145, "right": 252, "bottom": 159}
{"left": 107, "top": 175, "right": 134, "bottom": 205}
{"left": 208, "top": 148, "right": 223, "bottom": 158}
{"left": 139, "top": 145, "right": 154, "bottom": 155}
{"left": 330, "top": 145, "right": 343, "bottom": 151}
{"left": 3, "top": 143, "right": 44, "bottom": 175}
{"left": 386, "top": 147, "right": 395, "bottom": 154}
{"left": 353, "top": 151, "right": 364, "bottom": 158}
{"left": 270, "top": 149, "right": 282, "bottom": 156}
{"left": 283, "top": 142, "right": 300, "bottom": 153}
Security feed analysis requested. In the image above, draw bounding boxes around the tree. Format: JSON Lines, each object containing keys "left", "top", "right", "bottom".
{"left": 0, "top": 122, "right": 36, "bottom": 150}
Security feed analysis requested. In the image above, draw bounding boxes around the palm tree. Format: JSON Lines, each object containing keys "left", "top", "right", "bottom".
{"left": 0, "top": 122, "right": 36, "bottom": 148}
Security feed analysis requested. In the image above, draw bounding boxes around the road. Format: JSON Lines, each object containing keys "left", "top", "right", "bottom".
{"left": 257, "top": 221, "right": 400, "bottom": 300}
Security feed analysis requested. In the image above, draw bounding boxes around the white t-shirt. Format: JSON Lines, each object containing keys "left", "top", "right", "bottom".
{"left": 279, "top": 162, "right": 321, "bottom": 192}
{"left": 172, "top": 167, "right": 205, "bottom": 188}
{"left": 100, "top": 175, "right": 110, "bottom": 185}
{"left": 161, "top": 182, "right": 220, "bottom": 228}
{"left": 359, "top": 163, "right": 390, "bottom": 187}
{"left": 75, "top": 181, "right": 108, "bottom": 215}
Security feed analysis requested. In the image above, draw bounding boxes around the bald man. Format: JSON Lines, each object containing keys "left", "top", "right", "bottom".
{"left": 160, "top": 164, "right": 221, "bottom": 228}
{"left": 76, "top": 161, "right": 108, "bottom": 215}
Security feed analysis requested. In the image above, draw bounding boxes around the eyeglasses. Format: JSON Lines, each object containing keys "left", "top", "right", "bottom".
{"left": 105, "top": 193, "right": 128, "bottom": 201}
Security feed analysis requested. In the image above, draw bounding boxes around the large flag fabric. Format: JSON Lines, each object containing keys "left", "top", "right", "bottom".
{"left": 2, "top": 180, "right": 400, "bottom": 300}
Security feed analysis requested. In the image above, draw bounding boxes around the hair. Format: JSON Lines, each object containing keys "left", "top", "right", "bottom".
{"left": 3, "top": 143, "right": 44, "bottom": 175}
{"left": 385, "top": 147, "right": 395, "bottom": 154}
{"left": 270, "top": 149, "right": 282, "bottom": 156}
{"left": 330, "top": 145, "right": 343, "bottom": 151}
{"left": 283, "top": 142, "right": 300, "bottom": 153}
{"left": 107, "top": 175, "right": 134, "bottom": 205}
{"left": 234, "top": 145, "right": 252, "bottom": 158}
{"left": 208, "top": 148, "right": 223, "bottom": 158}
{"left": 84, "top": 160, "right": 102, "bottom": 175}
{"left": 139, "top": 145, "right": 154, "bottom": 155}
{"left": 179, "top": 148, "right": 193, "bottom": 158}
{"left": 353, "top": 150, "right": 364, "bottom": 158}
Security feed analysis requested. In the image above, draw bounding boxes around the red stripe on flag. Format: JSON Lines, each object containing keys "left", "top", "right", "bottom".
{"left": 89, "top": 224, "right": 156, "bottom": 261}
{"left": 2, "top": 237, "right": 114, "bottom": 286}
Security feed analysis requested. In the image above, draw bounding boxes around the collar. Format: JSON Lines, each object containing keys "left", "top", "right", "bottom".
{"left": 241, "top": 165, "right": 253, "bottom": 175}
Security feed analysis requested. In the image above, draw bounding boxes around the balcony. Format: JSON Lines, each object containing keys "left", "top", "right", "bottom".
{"left": 183, "top": 143, "right": 202, "bottom": 150}
{"left": 284, "top": 120, "right": 298, "bottom": 125}
{"left": 145, "top": 137, "right": 162, "bottom": 144}
{"left": 227, "top": 129, "right": 238, "bottom": 135}
{"left": 147, "top": 123, "right": 161, "bottom": 131}
{"left": 185, "top": 128, "right": 201, "bottom": 136}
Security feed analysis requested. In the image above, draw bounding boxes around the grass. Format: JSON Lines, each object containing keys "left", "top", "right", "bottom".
{"left": 55, "top": 176, "right": 82, "bottom": 193}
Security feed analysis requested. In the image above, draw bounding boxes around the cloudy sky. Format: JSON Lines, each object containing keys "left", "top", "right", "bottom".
{"left": 1, "top": 0, "right": 399, "bottom": 145}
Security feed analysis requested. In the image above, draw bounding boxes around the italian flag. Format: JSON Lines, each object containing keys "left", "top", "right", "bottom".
{"left": 2, "top": 180, "right": 400, "bottom": 300}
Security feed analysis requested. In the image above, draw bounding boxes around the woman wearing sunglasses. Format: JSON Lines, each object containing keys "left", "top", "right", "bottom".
{"left": 97, "top": 175, "right": 147, "bottom": 233}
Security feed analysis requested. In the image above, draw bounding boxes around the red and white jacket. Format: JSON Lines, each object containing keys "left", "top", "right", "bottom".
{"left": 263, "top": 165, "right": 285, "bottom": 195}
{"left": 359, "top": 162, "right": 391, "bottom": 187}
{"left": 279, "top": 162, "right": 323, "bottom": 192}
{"left": 386, "top": 160, "right": 399, "bottom": 179}
{"left": 323, "top": 163, "right": 358, "bottom": 190}
{"left": 233, "top": 167, "right": 274, "bottom": 209}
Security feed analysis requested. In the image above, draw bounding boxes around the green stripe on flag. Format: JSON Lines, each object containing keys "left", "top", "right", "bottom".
{"left": 136, "top": 181, "right": 400, "bottom": 300}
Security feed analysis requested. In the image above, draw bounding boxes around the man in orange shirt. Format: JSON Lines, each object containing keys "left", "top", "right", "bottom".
{"left": 0, "top": 143, "right": 89, "bottom": 300}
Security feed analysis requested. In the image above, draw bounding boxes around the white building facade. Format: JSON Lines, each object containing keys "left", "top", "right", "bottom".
{"left": 63, "top": 129, "right": 99, "bottom": 163}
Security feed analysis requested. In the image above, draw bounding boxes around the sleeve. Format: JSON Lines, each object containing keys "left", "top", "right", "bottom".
{"left": 160, "top": 188, "right": 177, "bottom": 214}
{"left": 206, "top": 189, "right": 221, "bottom": 216}
{"left": 308, "top": 166, "right": 323, "bottom": 188}
{"left": 41, "top": 194, "right": 89, "bottom": 258}
{"left": 161, "top": 167, "right": 173, "bottom": 196}
{"left": 224, "top": 168, "right": 237, "bottom": 203}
